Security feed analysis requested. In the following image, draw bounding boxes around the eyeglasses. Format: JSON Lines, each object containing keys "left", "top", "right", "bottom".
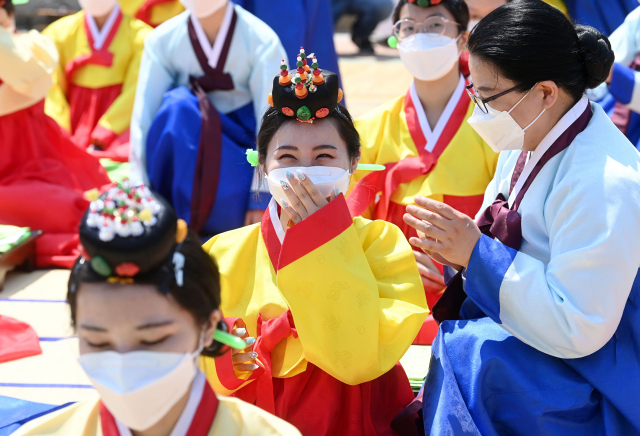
{"left": 393, "top": 16, "right": 460, "bottom": 41}
{"left": 466, "top": 83, "right": 522, "bottom": 114}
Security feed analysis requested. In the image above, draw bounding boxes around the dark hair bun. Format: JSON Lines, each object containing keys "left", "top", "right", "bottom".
{"left": 576, "top": 24, "right": 615, "bottom": 89}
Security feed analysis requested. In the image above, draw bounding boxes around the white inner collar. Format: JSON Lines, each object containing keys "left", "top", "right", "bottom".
{"left": 115, "top": 371, "right": 207, "bottom": 436}
{"left": 509, "top": 95, "right": 590, "bottom": 204}
{"left": 86, "top": 4, "right": 121, "bottom": 51}
{"left": 409, "top": 75, "right": 466, "bottom": 153}
{"left": 269, "top": 198, "right": 286, "bottom": 244}
{"left": 189, "top": 2, "right": 234, "bottom": 70}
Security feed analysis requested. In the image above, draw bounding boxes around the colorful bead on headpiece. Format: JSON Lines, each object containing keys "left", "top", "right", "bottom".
{"left": 408, "top": 0, "right": 442, "bottom": 6}
{"left": 268, "top": 47, "right": 343, "bottom": 123}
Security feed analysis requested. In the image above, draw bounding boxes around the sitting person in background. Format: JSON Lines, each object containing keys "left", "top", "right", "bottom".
{"left": 588, "top": 6, "right": 640, "bottom": 149}
{"left": 331, "top": 0, "right": 393, "bottom": 54}
{"left": 0, "top": 0, "right": 110, "bottom": 269}
{"left": 349, "top": 0, "right": 498, "bottom": 345}
{"left": 131, "top": 0, "right": 285, "bottom": 237}
{"left": 464, "top": 0, "right": 566, "bottom": 29}
{"left": 14, "top": 187, "right": 301, "bottom": 436}
{"left": 117, "top": 0, "right": 184, "bottom": 28}
{"left": 43, "top": 0, "right": 151, "bottom": 162}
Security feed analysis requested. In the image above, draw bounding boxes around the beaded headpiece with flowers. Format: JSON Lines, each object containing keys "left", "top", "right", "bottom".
{"left": 267, "top": 47, "right": 343, "bottom": 123}
{"left": 71, "top": 182, "right": 188, "bottom": 293}
{"left": 408, "top": 0, "right": 442, "bottom": 6}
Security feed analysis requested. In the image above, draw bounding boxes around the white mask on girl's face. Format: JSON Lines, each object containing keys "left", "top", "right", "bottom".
{"left": 78, "top": 0, "right": 117, "bottom": 17}
{"left": 397, "top": 33, "right": 461, "bottom": 82}
{"left": 467, "top": 83, "right": 545, "bottom": 153}
{"left": 267, "top": 166, "right": 351, "bottom": 209}
{"left": 79, "top": 335, "right": 204, "bottom": 431}
{"left": 179, "top": 0, "right": 226, "bottom": 18}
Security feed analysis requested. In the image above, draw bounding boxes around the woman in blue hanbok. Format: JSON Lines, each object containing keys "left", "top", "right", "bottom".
{"left": 403, "top": 2, "right": 640, "bottom": 435}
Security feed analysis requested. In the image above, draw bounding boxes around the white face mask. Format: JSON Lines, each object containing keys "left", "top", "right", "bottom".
{"left": 467, "top": 84, "right": 545, "bottom": 153}
{"left": 397, "top": 33, "right": 460, "bottom": 82}
{"left": 179, "top": 0, "right": 226, "bottom": 18}
{"left": 79, "top": 0, "right": 117, "bottom": 17}
{"left": 79, "top": 345, "right": 202, "bottom": 431}
{"left": 267, "top": 166, "right": 351, "bottom": 209}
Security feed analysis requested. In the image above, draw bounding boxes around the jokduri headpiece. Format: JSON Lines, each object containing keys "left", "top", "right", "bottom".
{"left": 408, "top": 0, "right": 441, "bottom": 6}
{"left": 267, "top": 47, "right": 343, "bottom": 123}
{"left": 70, "top": 181, "right": 188, "bottom": 293}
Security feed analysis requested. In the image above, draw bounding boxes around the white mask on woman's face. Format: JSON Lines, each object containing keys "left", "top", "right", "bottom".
{"left": 79, "top": 333, "right": 204, "bottom": 431}
{"left": 397, "top": 33, "right": 461, "bottom": 82}
{"left": 179, "top": 0, "right": 226, "bottom": 18}
{"left": 267, "top": 166, "right": 351, "bottom": 209}
{"left": 467, "top": 83, "right": 545, "bottom": 153}
{"left": 78, "top": 0, "right": 117, "bottom": 17}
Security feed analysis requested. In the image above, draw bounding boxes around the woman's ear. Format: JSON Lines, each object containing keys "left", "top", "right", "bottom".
{"left": 538, "top": 80, "right": 559, "bottom": 110}
{"left": 202, "top": 309, "right": 222, "bottom": 348}
{"left": 350, "top": 153, "right": 360, "bottom": 174}
{"left": 457, "top": 31, "right": 470, "bottom": 52}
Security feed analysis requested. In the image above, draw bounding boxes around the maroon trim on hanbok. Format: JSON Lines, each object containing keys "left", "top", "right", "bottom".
{"left": 432, "top": 104, "right": 593, "bottom": 325}
{"left": 187, "top": 12, "right": 236, "bottom": 234}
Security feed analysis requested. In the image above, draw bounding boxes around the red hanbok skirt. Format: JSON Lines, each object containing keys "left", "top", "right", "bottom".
{"left": 68, "top": 83, "right": 130, "bottom": 162}
{"left": 0, "top": 101, "right": 110, "bottom": 268}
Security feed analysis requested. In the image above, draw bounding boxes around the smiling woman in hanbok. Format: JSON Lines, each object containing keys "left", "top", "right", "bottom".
{"left": 201, "top": 57, "right": 429, "bottom": 436}
{"left": 403, "top": 2, "right": 640, "bottom": 435}
{"left": 42, "top": 0, "right": 151, "bottom": 162}
{"left": 13, "top": 187, "right": 300, "bottom": 436}
{"left": 0, "top": 0, "right": 110, "bottom": 268}
{"left": 348, "top": 0, "right": 498, "bottom": 344}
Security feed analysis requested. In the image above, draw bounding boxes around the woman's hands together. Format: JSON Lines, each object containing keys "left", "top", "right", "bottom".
{"left": 403, "top": 196, "right": 482, "bottom": 269}
{"left": 279, "top": 169, "right": 338, "bottom": 224}
{"left": 413, "top": 250, "right": 445, "bottom": 294}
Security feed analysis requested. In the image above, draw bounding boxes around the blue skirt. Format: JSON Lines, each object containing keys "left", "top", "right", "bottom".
{"left": 422, "top": 317, "right": 640, "bottom": 436}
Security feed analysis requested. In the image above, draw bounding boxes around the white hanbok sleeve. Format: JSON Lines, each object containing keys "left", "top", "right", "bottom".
{"left": 464, "top": 138, "right": 640, "bottom": 359}
{"left": 606, "top": 7, "right": 640, "bottom": 112}
{"left": 129, "top": 40, "right": 175, "bottom": 186}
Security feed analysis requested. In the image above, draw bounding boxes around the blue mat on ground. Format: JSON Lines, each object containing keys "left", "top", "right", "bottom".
{"left": 0, "top": 395, "right": 73, "bottom": 435}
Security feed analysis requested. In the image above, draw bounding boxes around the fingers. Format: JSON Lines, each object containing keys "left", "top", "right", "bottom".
{"left": 406, "top": 205, "right": 449, "bottom": 230}
{"left": 281, "top": 180, "right": 309, "bottom": 219}
{"left": 409, "top": 236, "right": 444, "bottom": 252}
{"left": 421, "top": 276, "right": 446, "bottom": 294}
{"left": 403, "top": 213, "right": 447, "bottom": 240}
{"left": 295, "top": 170, "right": 329, "bottom": 208}
{"left": 232, "top": 351, "right": 258, "bottom": 364}
{"left": 413, "top": 250, "right": 439, "bottom": 272}
{"left": 413, "top": 196, "right": 458, "bottom": 220}
{"left": 235, "top": 362, "right": 260, "bottom": 372}
{"left": 280, "top": 197, "right": 303, "bottom": 224}
{"left": 416, "top": 263, "right": 445, "bottom": 285}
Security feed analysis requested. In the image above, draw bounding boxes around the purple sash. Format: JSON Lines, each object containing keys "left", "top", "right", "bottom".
{"left": 187, "top": 14, "right": 236, "bottom": 234}
{"left": 432, "top": 104, "right": 593, "bottom": 324}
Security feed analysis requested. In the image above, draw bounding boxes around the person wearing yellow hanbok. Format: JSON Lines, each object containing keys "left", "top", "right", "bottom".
{"left": 43, "top": 0, "right": 151, "bottom": 162}
{"left": 347, "top": 0, "right": 498, "bottom": 344}
{"left": 202, "top": 57, "right": 428, "bottom": 436}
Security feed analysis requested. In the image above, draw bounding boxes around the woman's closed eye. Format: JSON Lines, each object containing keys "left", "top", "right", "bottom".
{"left": 277, "top": 153, "right": 297, "bottom": 160}
{"left": 85, "top": 339, "right": 110, "bottom": 348}
{"left": 315, "top": 153, "right": 335, "bottom": 160}
{"left": 141, "top": 335, "right": 171, "bottom": 347}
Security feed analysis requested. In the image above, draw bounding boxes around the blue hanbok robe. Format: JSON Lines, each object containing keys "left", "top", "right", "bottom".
{"left": 234, "top": 0, "right": 342, "bottom": 91}
{"left": 130, "top": 3, "right": 286, "bottom": 235}
{"left": 564, "top": 0, "right": 638, "bottom": 36}
{"left": 422, "top": 98, "right": 640, "bottom": 435}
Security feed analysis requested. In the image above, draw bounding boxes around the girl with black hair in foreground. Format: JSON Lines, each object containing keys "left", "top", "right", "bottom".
{"left": 14, "top": 187, "right": 300, "bottom": 436}
{"left": 403, "top": 1, "right": 640, "bottom": 434}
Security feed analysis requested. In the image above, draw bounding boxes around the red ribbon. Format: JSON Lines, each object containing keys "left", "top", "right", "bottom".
{"left": 134, "top": 0, "right": 175, "bottom": 27}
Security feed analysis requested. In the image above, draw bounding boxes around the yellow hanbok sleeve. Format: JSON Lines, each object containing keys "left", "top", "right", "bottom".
{"left": 0, "top": 28, "right": 58, "bottom": 116}
{"left": 42, "top": 23, "right": 72, "bottom": 132}
{"left": 213, "top": 396, "right": 302, "bottom": 435}
{"left": 11, "top": 398, "right": 101, "bottom": 436}
{"left": 93, "top": 19, "right": 152, "bottom": 144}
{"left": 275, "top": 195, "right": 428, "bottom": 385}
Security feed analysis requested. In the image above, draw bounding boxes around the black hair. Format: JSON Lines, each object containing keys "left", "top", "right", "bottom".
{"left": 256, "top": 105, "right": 361, "bottom": 166}
{"left": 392, "top": 0, "right": 470, "bottom": 32}
{"left": 1, "top": 0, "right": 15, "bottom": 15}
{"left": 468, "top": 0, "right": 614, "bottom": 102}
{"left": 67, "top": 230, "right": 226, "bottom": 357}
